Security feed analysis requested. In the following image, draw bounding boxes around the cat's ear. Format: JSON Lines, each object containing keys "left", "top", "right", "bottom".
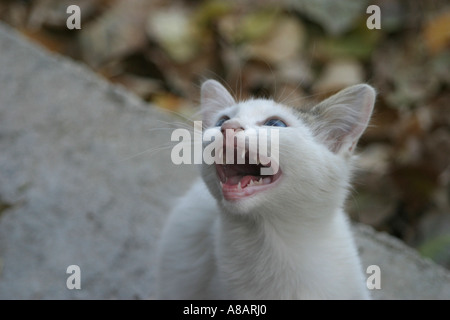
{"left": 201, "top": 80, "right": 235, "bottom": 127}
{"left": 311, "top": 84, "right": 376, "bottom": 155}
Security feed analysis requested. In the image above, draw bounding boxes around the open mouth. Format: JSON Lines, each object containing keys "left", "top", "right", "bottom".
{"left": 215, "top": 148, "right": 282, "bottom": 201}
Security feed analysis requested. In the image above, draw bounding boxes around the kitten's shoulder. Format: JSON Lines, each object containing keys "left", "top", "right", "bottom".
{"left": 156, "top": 178, "right": 220, "bottom": 299}
{"left": 175, "top": 178, "right": 216, "bottom": 211}
{"left": 163, "top": 178, "right": 218, "bottom": 230}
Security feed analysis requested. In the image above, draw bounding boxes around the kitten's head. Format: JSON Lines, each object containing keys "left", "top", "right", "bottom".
{"left": 200, "top": 80, "right": 375, "bottom": 216}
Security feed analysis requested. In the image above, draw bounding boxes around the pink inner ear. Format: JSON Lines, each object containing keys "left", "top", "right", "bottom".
{"left": 312, "top": 84, "right": 376, "bottom": 154}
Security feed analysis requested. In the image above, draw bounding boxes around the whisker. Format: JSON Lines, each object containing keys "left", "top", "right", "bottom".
{"left": 117, "top": 143, "right": 176, "bottom": 162}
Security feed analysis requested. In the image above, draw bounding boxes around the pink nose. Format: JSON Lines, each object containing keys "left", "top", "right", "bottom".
{"left": 220, "top": 120, "right": 244, "bottom": 134}
{"left": 221, "top": 120, "right": 244, "bottom": 147}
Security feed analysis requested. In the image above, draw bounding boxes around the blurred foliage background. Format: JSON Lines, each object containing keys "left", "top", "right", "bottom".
{"left": 1, "top": 0, "right": 449, "bottom": 269}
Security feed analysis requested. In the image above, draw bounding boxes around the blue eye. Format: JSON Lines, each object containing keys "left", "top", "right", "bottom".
{"left": 263, "top": 119, "right": 287, "bottom": 127}
{"left": 215, "top": 116, "right": 229, "bottom": 127}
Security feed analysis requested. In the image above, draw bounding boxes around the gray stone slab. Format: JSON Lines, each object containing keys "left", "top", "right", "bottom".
{"left": 355, "top": 224, "right": 450, "bottom": 299}
{"left": 0, "top": 22, "right": 197, "bottom": 299}
{"left": 0, "top": 22, "right": 449, "bottom": 299}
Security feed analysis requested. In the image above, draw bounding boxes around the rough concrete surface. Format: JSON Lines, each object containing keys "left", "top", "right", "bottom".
{"left": 0, "top": 22, "right": 449, "bottom": 300}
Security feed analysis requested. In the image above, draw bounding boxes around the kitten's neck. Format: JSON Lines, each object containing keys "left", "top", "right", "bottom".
{"left": 215, "top": 203, "right": 364, "bottom": 299}
{"left": 219, "top": 202, "right": 341, "bottom": 254}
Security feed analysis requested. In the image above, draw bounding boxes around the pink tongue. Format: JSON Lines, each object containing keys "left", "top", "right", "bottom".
{"left": 240, "top": 176, "right": 254, "bottom": 188}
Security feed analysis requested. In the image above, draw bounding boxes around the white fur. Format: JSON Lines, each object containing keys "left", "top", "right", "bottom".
{"left": 155, "top": 80, "right": 375, "bottom": 299}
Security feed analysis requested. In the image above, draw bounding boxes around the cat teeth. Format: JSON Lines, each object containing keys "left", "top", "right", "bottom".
{"left": 218, "top": 148, "right": 223, "bottom": 159}
{"left": 262, "top": 177, "right": 271, "bottom": 184}
{"left": 241, "top": 149, "right": 246, "bottom": 159}
{"left": 220, "top": 181, "right": 223, "bottom": 188}
{"left": 250, "top": 178, "right": 263, "bottom": 186}
{"left": 239, "top": 177, "right": 271, "bottom": 188}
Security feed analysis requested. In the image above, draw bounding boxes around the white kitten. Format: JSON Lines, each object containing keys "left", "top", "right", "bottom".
{"left": 155, "top": 80, "right": 376, "bottom": 299}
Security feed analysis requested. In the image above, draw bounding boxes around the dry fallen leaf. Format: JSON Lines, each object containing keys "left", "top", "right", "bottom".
{"left": 286, "top": 0, "right": 369, "bottom": 36}
{"left": 79, "top": 0, "right": 153, "bottom": 67}
{"left": 423, "top": 10, "right": 450, "bottom": 55}
{"left": 243, "top": 15, "right": 305, "bottom": 65}
{"left": 147, "top": 6, "right": 200, "bottom": 63}
{"left": 313, "top": 59, "right": 365, "bottom": 95}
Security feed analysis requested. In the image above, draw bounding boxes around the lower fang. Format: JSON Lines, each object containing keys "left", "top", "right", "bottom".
{"left": 262, "top": 177, "right": 271, "bottom": 184}
{"left": 252, "top": 178, "right": 262, "bottom": 186}
{"left": 237, "top": 182, "right": 242, "bottom": 190}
